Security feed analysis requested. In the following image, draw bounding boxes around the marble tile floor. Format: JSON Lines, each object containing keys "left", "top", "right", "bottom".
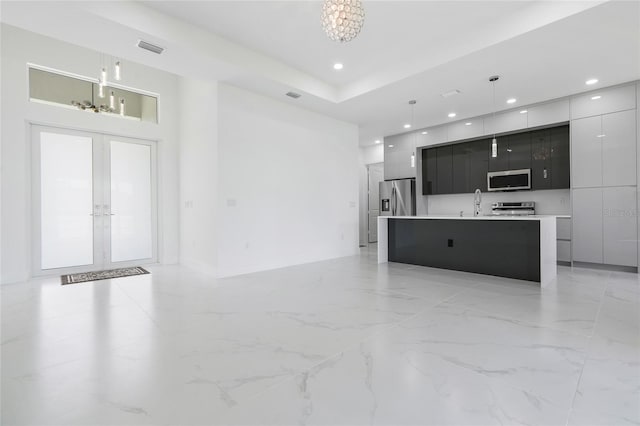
{"left": 1, "top": 247, "right": 639, "bottom": 425}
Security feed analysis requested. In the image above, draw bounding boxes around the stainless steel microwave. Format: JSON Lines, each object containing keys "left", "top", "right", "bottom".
{"left": 487, "top": 169, "right": 531, "bottom": 192}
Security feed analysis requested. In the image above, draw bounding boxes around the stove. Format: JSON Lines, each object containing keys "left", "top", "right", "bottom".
{"left": 491, "top": 201, "right": 536, "bottom": 216}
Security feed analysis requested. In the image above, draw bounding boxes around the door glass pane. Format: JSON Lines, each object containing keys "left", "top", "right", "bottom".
{"left": 110, "top": 141, "right": 152, "bottom": 262}
{"left": 40, "top": 132, "right": 94, "bottom": 269}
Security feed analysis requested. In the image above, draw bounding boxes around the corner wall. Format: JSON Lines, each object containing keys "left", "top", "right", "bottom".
{"left": 178, "top": 77, "right": 218, "bottom": 275}
{"left": 216, "top": 84, "right": 360, "bottom": 277}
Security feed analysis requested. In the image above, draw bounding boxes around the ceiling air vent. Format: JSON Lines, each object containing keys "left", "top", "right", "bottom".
{"left": 441, "top": 89, "right": 461, "bottom": 98}
{"left": 137, "top": 40, "right": 165, "bottom": 55}
{"left": 286, "top": 91, "right": 301, "bottom": 99}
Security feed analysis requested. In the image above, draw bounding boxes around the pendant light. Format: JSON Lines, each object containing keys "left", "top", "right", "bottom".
{"left": 114, "top": 60, "right": 121, "bottom": 81}
{"left": 98, "top": 53, "right": 107, "bottom": 99}
{"left": 489, "top": 75, "right": 499, "bottom": 158}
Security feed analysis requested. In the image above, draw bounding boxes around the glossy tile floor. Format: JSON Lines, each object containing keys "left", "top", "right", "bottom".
{"left": 2, "top": 246, "right": 639, "bottom": 425}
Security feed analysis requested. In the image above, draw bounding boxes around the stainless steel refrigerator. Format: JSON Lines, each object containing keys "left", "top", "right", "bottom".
{"left": 379, "top": 179, "right": 416, "bottom": 216}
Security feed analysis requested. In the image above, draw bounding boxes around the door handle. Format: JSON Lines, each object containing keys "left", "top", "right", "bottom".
{"left": 391, "top": 186, "right": 396, "bottom": 215}
{"left": 103, "top": 204, "right": 115, "bottom": 216}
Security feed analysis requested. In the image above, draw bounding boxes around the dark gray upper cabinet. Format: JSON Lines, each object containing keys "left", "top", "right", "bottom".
{"left": 420, "top": 124, "right": 568, "bottom": 195}
{"left": 488, "top": 136, "right": 509, "bottom": 172}
{"left": 468, "top": 139, "right": 489, "bottom": 192}
{"left": 507, "top": 132, "right": 532, "bottom": 170}
{"left": 489, "top": 133, "right": 531, "bottom": 171}
{"left": 549, "top": 126, "right": 570, "bottom": 189}
{"left": 452, "top": 143, "right": 470, "bottom": 194}
{"left": 421, "top": 148, "right": 437, "bottom": 195}
{"left": 451, "top": 140, "right": 488, "bottom": 193}
{"left": 531, "top": 129, "right": 552, "bottom": 190}
{"left": 436, "top": 146, "right": 453, "bottom": 194}
{"left": 531, "top": 125, "right": 570, "bottom": 190}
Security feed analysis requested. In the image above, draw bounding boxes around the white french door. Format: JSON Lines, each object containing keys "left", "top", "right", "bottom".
{"left": 32, "top": 125, "right": 158, "bottom": 276}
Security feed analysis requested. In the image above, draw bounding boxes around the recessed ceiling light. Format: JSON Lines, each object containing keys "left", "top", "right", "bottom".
{"left": 585, "top": 78, "right": 598, "bottom": 85}
{"left": 374, "top": 139, "right": 381, "bottom": 144}
{"left": 506, "top": 98, "right": 517, "bottom": 104}
{"left": 403, "top": 124, "right": 411, "bottom": 129}
{"left": 333, "top": 63, "right": 343, "bottom": 70}
{"left": 465, "top": 122, "right": 472, "bottom": 126}
{"left": 520, "top": 110, "right": 528, "bottom": 114}
{"left": 421, "top": 131, "right": 428, "bottom": 135}
{"left": 591, "top": 95, "right": 601, "bottom": 100}
{"left": 448, "top": 113, "right": 456, "bottom": 118}
{"left": 388, "top": 144, "right": 394, "bottom": 148}
{"left": 596, "top": 134, "right": 606, "bottom": 138}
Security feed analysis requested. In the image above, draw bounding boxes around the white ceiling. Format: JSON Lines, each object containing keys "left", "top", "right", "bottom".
{"left": 1, "top": 1, "right": 639, "bottom": 146}
{"left": 141, "top": 1, "right": 534, "bottom": 87}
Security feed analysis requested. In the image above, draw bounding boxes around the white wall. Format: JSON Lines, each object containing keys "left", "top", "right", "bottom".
{"left": 178, "top": 77, "right": 218, "bottom": 276}
{"left": 216, "top": 84, "right": 359, "bottom": 277}
{"left": 358, "top": 144, "right": 384, "bottom": 245}
{"left": 0, "top": 24, "right": 180, "bottom": 284}
{"left": 360, "top": 144, "right": 384, "bottom": 165}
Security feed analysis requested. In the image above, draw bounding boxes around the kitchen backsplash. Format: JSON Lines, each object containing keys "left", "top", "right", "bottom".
{"left": 420, "top": 188, "right": 571, "bottom": 216}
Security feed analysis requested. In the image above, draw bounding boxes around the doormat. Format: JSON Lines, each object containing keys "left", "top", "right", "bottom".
{"left": 61, "top": 267, "right": 150, "bottom": 285}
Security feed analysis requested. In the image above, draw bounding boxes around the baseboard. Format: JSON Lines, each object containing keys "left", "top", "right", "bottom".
{"left": 557, "top": 261, "right": 572, "bottom": 267}
{"left": 571, "top": 261, "right": 638, "bottom": 273}
{"left": 179, "top": 258, "right": 218, "bottom": 277}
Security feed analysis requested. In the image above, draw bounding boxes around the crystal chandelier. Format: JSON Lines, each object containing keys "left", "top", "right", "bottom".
{"left": 321, "top": 0, "right": 365, "bottom": 43}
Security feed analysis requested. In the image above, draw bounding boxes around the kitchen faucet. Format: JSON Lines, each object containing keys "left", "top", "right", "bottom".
{"left": 474, "top": 189, "right": 482, "bottom": 217}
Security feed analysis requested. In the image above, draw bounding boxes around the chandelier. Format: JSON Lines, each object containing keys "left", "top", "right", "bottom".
{"left": 321, "top": 0, "right": 365, "bottom": 43}
{"left": 71, "top": 55, "right": 126, "bottom": 116}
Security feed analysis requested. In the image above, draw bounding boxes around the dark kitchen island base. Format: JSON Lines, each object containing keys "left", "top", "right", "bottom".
{"left": 378, "top": 216, "right": 557, "bottom": 285}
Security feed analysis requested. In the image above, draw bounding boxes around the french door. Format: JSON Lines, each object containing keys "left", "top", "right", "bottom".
{"left": 32, "top": 125, "right": 157, "bottom": 276}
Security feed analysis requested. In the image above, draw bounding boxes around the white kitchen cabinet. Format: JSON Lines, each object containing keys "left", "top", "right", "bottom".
{"left": 603, "top": 186, "right": 638, "bottom": 267}
{"left": 572, "top": 188, "right": 603, "bottom": 264}
{"left": 527, "top": 99, "right": 570, "bottom": 128}
{"left": 557, "top": 217, "right": 572, "bottom": 240}
{"left": 556, "top": 217, "right": 572, "bottom": 263}
{"left": 557, "top": 240, "right": 571, "bottom": 263}
{"left": 572, "top": 109, "right": 637, "bottom": 189}
{"left": 602, "top": 110, "right": 637, "bottom": 187}
{"left": 484, "top": 109, "right": 528, "bottom": 136}
{"left": 384, "top": 132, "right": 416, "bottom": 180}
{"left": 571, "top": 84, "right": 636, "bottom": 120}
{"left": 447, "top": 119, "right": 484, "bottom": 142}
{"left": 571, "top": 115, "right": 603, "bottom": 188}
{"left": 415, "top": 126, "right": 447, "bottom": 148}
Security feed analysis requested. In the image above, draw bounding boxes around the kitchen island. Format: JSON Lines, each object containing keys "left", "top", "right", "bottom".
{"left": 378, "top": 215, "right": 557, "bottom": 286}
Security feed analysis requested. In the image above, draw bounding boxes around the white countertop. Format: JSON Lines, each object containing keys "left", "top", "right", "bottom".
{"left": 378, "top": 215, "right": 568, "bottom": 221}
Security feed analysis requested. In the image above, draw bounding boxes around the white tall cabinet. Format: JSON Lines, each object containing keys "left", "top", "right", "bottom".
{"left": 571, "top": 83, "right": 638, "bottom": 268}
